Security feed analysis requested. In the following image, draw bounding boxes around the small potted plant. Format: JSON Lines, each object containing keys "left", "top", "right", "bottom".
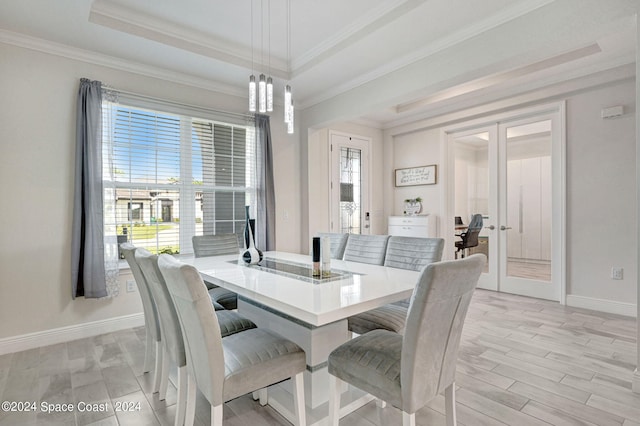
{"left": 403, "top": 197, "right": 423, "bottom": 215}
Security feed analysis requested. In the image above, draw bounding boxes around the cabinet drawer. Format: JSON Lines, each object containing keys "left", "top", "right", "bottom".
{"left": 388, "top": 225, "right": 428, "bottom": 237}
{"left": 388, "top": 216, "right": 428, "bottom": 226}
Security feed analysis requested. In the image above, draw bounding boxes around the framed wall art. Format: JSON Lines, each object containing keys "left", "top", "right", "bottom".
{"left": 394, "top": 165, "right": 437, "bottom": 187}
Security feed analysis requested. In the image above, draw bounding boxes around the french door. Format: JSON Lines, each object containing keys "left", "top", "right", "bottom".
{"left": 448, "top": 106, "right": 564, "bottom": 301}
{"left": 330, "top": 132, "right": 371, "bottom": 234}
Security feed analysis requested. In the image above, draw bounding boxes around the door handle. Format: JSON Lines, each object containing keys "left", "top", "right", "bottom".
{"left": 487, "top": 225, "right": 495, "bottom": 230}
{"left": 500, "top": 225, "right": 512, "bottom": 231}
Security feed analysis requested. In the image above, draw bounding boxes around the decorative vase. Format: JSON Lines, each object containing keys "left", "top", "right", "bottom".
{"left": 404, "top": 200, "right": 422, "bottom": 216}
{"left": 242, "top": 206, "right": 263, "bottom": 265}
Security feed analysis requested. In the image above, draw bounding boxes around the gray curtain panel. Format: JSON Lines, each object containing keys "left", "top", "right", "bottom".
{"left": 255, "top": 114, "right": 276, "bottom": 251}
{"left": 71, "top": 78, "right": 107, "bottom": 299}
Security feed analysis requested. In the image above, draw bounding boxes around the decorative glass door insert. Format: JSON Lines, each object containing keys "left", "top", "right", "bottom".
{"left": 339, "top": 147, "right": 362, "bottom": 234}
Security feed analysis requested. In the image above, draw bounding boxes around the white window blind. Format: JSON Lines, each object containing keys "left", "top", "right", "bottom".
{"left": 103, "top": 100, "right": 256, "bottom": 255}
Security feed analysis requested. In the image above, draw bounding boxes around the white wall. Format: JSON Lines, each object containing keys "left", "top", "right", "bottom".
{"left": 385, "top": 79, "right": 637, "bottom": 312}
{"left": 0, "top": 42, "right": 302, "bottom": 340}
{"left": 566, "top": 82, "right": 637, "bottom": 305}
{"left": 388, "top": 128, "right": 442, "bottom": 232}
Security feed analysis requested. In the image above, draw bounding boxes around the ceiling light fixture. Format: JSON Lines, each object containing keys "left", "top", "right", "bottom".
{"left": 249, "top": 0, "right": 274, "bottom": 114}
{"left": 248, "top": 0, "right": 256, "bottom": 112}
{"left": 284, "top": 0, "right": 294, "bottom": 133}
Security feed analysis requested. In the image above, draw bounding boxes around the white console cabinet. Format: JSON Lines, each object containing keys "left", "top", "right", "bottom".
{"left": 388, "top": 215, "right": 437, "bottom": 238}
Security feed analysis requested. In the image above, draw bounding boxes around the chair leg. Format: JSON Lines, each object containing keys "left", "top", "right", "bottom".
{"left": 292, "top": 372, "right": 306, "bottom": 426}
{"left": 258, "top": 388, "right": 268, "bottom": 406}
{"left": 159, "top": 346, "right": 170, "bottom": 400}
{"left": 328, "top": 374, "right": 341, "bottom": 426}
{"left": 184, "top": 374, "right": 197, "bottom": 426}
{"left": 211, "top": 404, "right": 223, "bottom": 426}
{"left": 143, "top": 325, "right": 153, "bottom": 373}
{"left": 152, "top": 340, "right": 163, "bottom": 393}
{"left": 252, "top": 391, "right": 259, "bottom": 400}
{"left": 402, "top": 411, "right": 416, "bottom": 426}
{"left": 174, "top": 365, "right": 187, "bottom": 426}
{"left": 444, "top": 383, "right": 457, "bottom": 426}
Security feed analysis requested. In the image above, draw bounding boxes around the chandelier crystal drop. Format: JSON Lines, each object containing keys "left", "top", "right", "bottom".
{"left": 249, "top": 75, "right": 256, "bottom": 112}
{"left": 283, "top": 0, "right": 294, "bottom": 132}
{"left": 258, "top": 74, "right": 267, "bottom": 113}
{"left": 266, "top": 76, "right": 273, "bottom": 112}
{"left": 286, "top": 102, "right": 294, "bottom": 134}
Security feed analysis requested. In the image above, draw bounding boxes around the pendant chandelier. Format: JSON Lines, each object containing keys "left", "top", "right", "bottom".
{"left": 248, "top": 0, "right": 272, "bottom": 114}
{"left": 248, "top": 0, "right": 294, "bottom": 133}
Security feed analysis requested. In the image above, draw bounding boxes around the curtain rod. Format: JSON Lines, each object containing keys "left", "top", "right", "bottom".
{"left": 102, "top": 84, "right": 255, "bottom": 122}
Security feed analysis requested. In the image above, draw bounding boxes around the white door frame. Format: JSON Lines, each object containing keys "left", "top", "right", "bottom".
{"left": 442, "top": 101, "right": 566, "bottom": 303}
{"left": 329, "top": 130, "right": 372, "bottom": 234}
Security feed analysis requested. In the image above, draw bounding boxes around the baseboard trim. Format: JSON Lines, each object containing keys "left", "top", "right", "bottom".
{"left": 565, "top": 295, "right": 637, "bottom": 318}
{"left": 0, "top": 313, "right": 145, "bottom": 356}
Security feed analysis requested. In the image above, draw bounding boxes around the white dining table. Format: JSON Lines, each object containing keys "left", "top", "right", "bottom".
{"left": 181, "top": 251, "right": 420, "bottom": 425}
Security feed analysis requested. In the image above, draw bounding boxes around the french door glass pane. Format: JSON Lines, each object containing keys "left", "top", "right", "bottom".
{"left": 505, "top": 120, "right": 552, "bottom": 281}
{"left": 454, "top": 132, "right": 490, "bottom": 272}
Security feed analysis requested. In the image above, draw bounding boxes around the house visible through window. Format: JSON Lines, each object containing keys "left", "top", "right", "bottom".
{"left": 127, "top": 202, "right": 143, "bottom": 221}
{"left": 103, "top": 101, "right": 256, "bottom": 255}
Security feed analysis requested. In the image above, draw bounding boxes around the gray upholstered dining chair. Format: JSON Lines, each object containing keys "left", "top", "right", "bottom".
{"left": 158, "top": 254, "right": 307, "bottom": 426}
{"left": 347, "top": 237, "right": 444, "bottom": 335}
{"left": 317, "top": 232, "right": 349, "bottom": 259}
{"left": 328, "top": 254, "right": 485, "bottom": 426}
{"left": 135, "top": 248, "right": 257, "bottom": 424}
{"left": 120, "top": 243, "right": 163, "bottom": 394}
{"left": 192, "top": 234, "right": 240, "bottom": 310}
{"left": 342, "top": 234, "right": 390, "bottom": 265}
{"left": 134, "top": 247, "right": 188, "bottom": 425}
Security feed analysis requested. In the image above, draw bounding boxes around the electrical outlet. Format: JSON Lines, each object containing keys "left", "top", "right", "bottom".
{"left": 611, "top": 267, "right": 623, "bottom": 280}
{"left": 126, "top": 280, "right": 136, "bottom": 292}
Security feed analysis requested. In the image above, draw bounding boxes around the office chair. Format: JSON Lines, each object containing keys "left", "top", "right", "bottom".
{"left": 455, "top": 214, "right": 483, "bottom": 259}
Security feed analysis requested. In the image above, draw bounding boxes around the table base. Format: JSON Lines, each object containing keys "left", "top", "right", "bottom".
{"left": 238, "top": 298, "right": 373, "bottom": 424}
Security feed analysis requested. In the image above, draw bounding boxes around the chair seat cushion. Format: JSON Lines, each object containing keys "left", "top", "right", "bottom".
{"left": 222, "top": 328, "right": 306, "bottom": 401}
{"left": 328, "top": 329, "right": 403, "bottom": 408}
{"left": 216, "top": 310, "right": 256, "bottom": 338}
{"left": 348, "top": 303, "right": 408, "bottom": 334}
{"left": 208, "top": 287, "right": 238, "bottom": 310}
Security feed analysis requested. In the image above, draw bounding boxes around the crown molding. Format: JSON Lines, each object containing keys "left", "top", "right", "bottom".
{"left": 0, "top": 29, "right": 246, "bottom": 99}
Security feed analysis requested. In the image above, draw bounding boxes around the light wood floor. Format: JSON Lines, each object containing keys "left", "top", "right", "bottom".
{"left": 0, "top": 290, "right": 637, "bottom": 426}
{"left": 507, "top": 260, "right": 552, "bottom": 281}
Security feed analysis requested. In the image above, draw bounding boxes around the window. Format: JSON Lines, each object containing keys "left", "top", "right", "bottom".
{"left": 127, "top": 202, "right": 143, "bottom": 221}
{"left": 103, "top": 101, "right": 256, "bottom": 255}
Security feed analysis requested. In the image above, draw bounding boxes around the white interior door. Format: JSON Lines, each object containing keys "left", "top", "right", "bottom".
{"left": 448, "top": 106, "right": 564, "bottom": 301}
{"left": 330, "top": 132, "right": 370, "bottom": 234}
{"left": 449, "top": 126, "right": 498, "bottom": 291}
{"left": 498, "top": 116, "right": 560, "bottom": 300}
